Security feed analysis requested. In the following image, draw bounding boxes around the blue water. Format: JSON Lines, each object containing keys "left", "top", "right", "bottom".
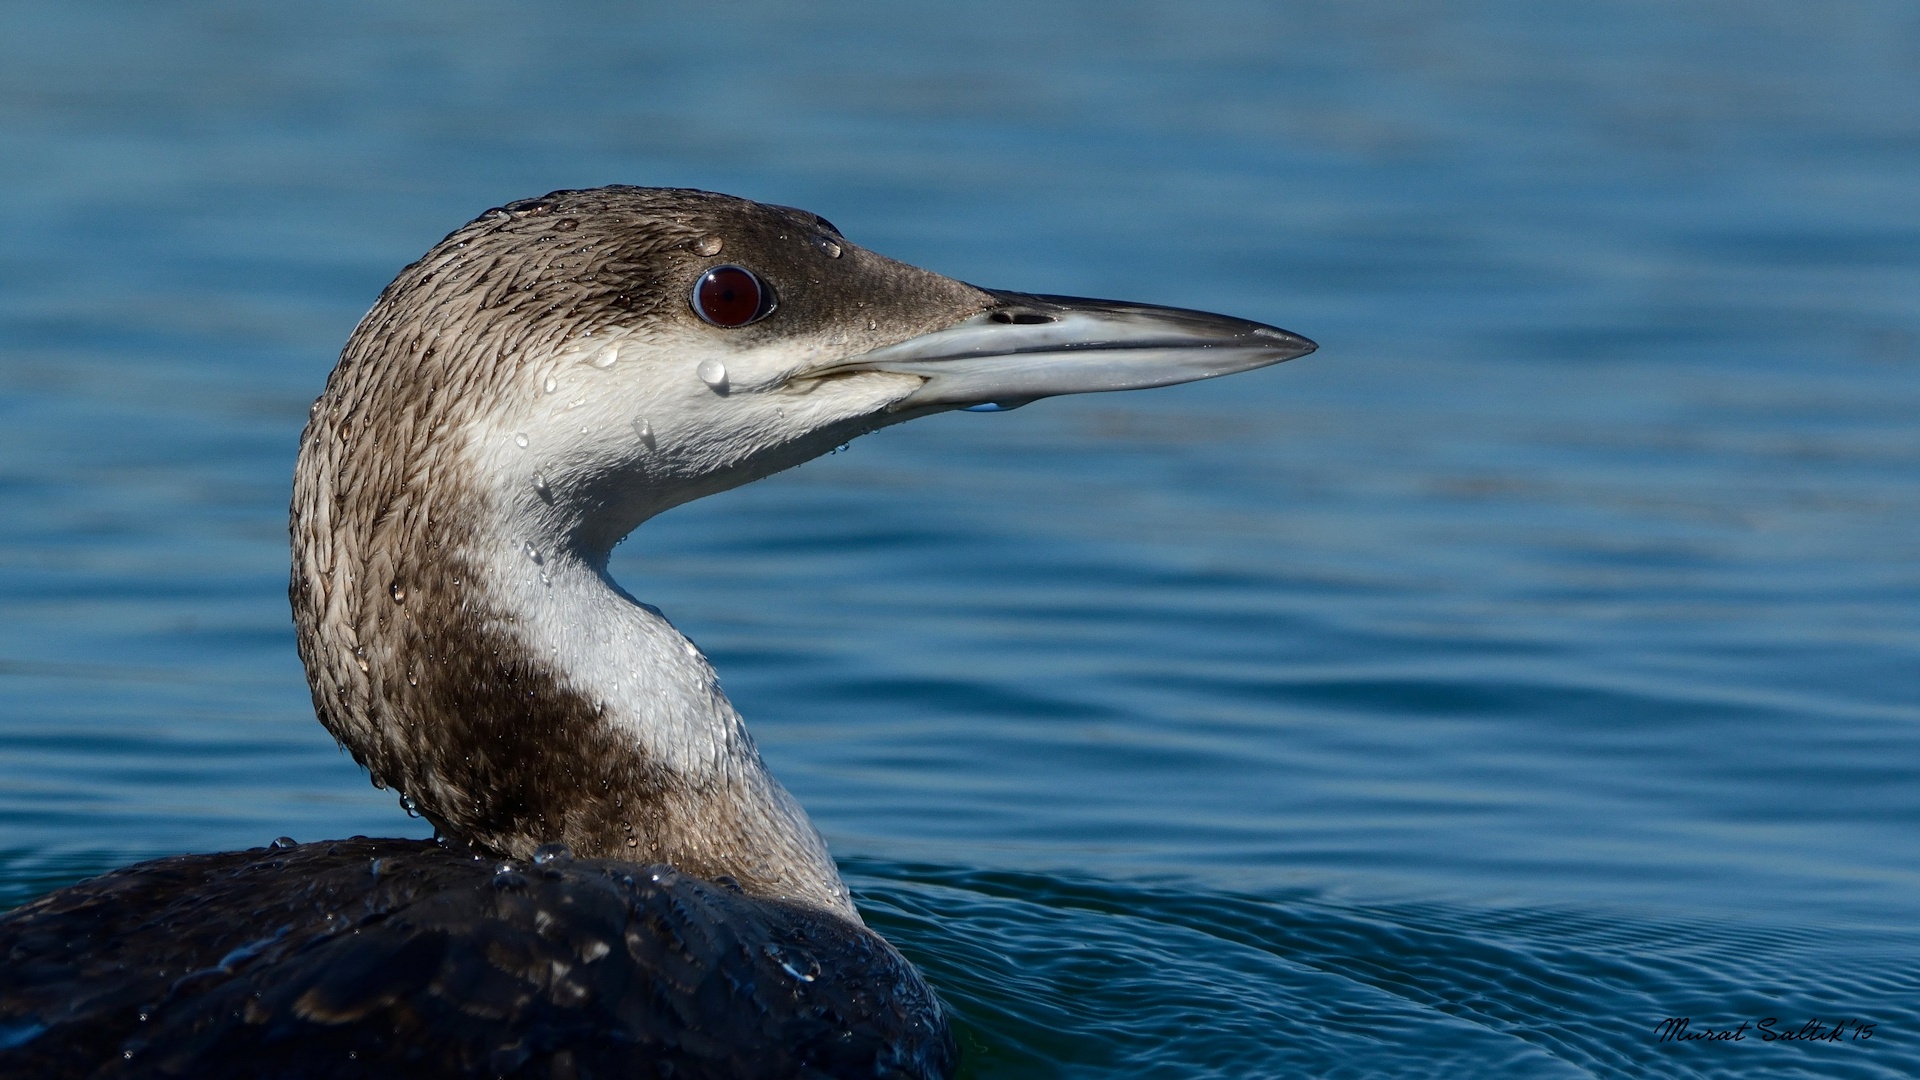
{"left": 3, "top": 2, "right": 1918, "bottom": 1076}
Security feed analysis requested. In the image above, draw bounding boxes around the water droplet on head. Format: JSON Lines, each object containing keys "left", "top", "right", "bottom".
{"left": 692, "top": 235, "right": 723, "bottom": 257}
{"left": 812, "top": 235, "right": 842, "bottom": 259}
{"left": 514, "top": 433, "right": 529, "bottom": 448}
{"left": 633, "top": 417, "right": 654, "bottom": 447}
{"left": 531, "top": 473, "right": 553, "bottom": 502}
{"left": 524, "top": 541, "right": 543, "bottom": 564}
{"left": 270, "top": 836, "right": 297, "bottom": 850}
{"left": 542, "top": 375, "right": 558, "bottom": 395}
{"left": 389, "top": 581, "right": 406, "bottom": 603}
{"left": 696, "top": 359, "right": 729, "bottom": 392}
{"left": 399, "top": 792, "right": 420, "bottom": 817}
{"left": 567, "top": 398, "right": 586, "bottom": 410}
{"left": 531, "top": 843, "right": 574, "bottom": 866}
{"left": 589, "top": 344, "right": 619, "bottom": 369}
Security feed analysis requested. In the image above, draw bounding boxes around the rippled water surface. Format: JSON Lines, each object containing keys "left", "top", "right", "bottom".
{"left": 3, "top": 2, "right": 1919, "bottom": 1076}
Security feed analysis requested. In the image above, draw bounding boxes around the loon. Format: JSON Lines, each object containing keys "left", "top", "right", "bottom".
{"left": 0, "top": 187, "right": 1314, "bottom": 1079}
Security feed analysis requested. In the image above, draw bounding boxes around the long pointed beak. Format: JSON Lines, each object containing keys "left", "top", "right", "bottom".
{"left": 830, "top": 289, "right": 1316, "bottom": 410}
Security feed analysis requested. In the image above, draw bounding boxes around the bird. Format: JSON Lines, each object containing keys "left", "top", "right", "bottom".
{"left": 0, "top": 186, "right": 1314, "bottom": 1079}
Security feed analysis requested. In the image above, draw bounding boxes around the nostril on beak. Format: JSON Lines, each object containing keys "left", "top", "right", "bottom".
{"left": 989, "top": 310, "right": 1057, "bottom": 326}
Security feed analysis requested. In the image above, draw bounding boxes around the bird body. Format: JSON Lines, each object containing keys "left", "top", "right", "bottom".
{"left": 1, "top": 187, "right": 1313, "bottom": 1078}
{"left": 0, "top": 839, "right": 949, "bottom": 1079}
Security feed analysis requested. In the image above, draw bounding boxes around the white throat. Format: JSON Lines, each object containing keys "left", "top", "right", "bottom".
{"left": 464, "top": 490, "right": 853, "bottom": 915}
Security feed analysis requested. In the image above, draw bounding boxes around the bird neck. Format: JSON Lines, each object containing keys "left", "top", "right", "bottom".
{"left": 291, "top": 446, "right": 855, "bottom": 919}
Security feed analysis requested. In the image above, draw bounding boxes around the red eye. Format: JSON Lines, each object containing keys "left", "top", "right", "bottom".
{"left": 691, "top": 265, "right": 774, "bottom": 327}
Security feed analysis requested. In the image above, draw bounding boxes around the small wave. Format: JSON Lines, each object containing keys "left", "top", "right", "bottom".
{"left": 849, "top": 860, "right": 1920, "bottom": 1079}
